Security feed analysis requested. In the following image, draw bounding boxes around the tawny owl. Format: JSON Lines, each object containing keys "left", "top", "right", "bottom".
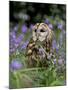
{"left": 26, "top": 23, "right": 55, "bottom": 67}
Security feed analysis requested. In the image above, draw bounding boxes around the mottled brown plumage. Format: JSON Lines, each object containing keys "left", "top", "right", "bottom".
{"left": 26, "top": 23, "right": 54, "bottom": 67}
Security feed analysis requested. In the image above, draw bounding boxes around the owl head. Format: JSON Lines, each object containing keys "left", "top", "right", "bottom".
{"left": 32, "top": 23, "right": 54, "bottom": 42}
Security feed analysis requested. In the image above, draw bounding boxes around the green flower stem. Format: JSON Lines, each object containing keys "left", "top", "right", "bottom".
{"left": 13, "top": 71, "right": 20, "bottom": 88}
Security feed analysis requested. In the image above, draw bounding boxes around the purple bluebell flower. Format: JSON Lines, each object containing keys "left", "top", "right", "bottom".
{"left": 57, "top": 23, "right": 63, "bottom": 30}
{"left": 10, "top": 44, "right": 15, "bottom": 53}
{"left": 21, "top": 24, "right": 27, "bottom": 33}
{"left": 10, "top": 31, "right": 16, "bottom": 39}
{"left": 56, "top": 47, "right": 59, "bottom": 53}
{"left": 52, "top": 40, "right": 59, "bottom": 53}
{"left": 53, "top": 59, "right": 57, "bottom": 64}
{"left": 10, "top": 48, "right": 15, "bottom": 53}
{"left": 16, "top": 34, "right": 24, "bottom": 43}
{"left": 14, "top": 43, "right": 19, "bottom": 48}
{"left": 48, "top": 24, "right": 53, "bottom": 29}
{"left": 44, "top": 19, "right": 50, "bottom": 24}
{"left": 10, "top": 33, "right": 24, "bottom": 53}
{"left": 14, "top": 34, "right": 24, "bottom": 48}
{"left": 30, "top": 24, "right": 34, "bottom": 30}
{"left": 13, "top": 25, "right": 18, "bottom": 32}
{"left": 59, "top": 33, "right": 63, "bottom": 46}
{"left": 62, "top": 29, "right": 66, "bottom": 34}
{"left": 10, "top": 44, "right": 14, "bottom": 49}
{"left": 60, "top": 33, "right": 63, "bottom": 40}
{"left": 10, "top": 59, "right": 23, "bottom": 70}
{"left": 52, "top": 40, "right": 57, "bottom": 49}
{"left": 58, "top": 57, "right": 63, "bottom": 65}
{"left": 10, "top": 33, "right": 16, "bottom": 52}
{"left": 56, "top": 44, "right": 59, "bottom": 53}
{"left": 21, "top": 41, "right": 29, "bottom": 49}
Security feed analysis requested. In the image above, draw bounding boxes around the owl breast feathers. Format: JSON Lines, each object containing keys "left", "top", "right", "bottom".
{"left": 26, "top": 23, "right": 55, "bottom": 67}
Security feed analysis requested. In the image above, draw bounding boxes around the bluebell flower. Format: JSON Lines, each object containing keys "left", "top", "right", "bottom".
{"left": 10, "top": 38, "right": 16, "bottom": 53}
{"left": 10, "top": 31, "right": 16, "bottom": 39}
{"left": 53, "top": 59, "right": 57, "bottom": 64}
{"left": 44, "top": 19, "right": 49, "bottom": 24}
{"left": 14, "top": 43, "right": 19, "bottom": 48}
{"left": 56, "top": 44, "right": 59, "bottom": 53}
{"left": 59, "top": 33, "right": 63, "bottom": 46}
{"left": 10, "top": 59, "right": 23, "bottom": 70}
{"left": 13, "top": 24, "right": 18, "bottom": 32}
{"left": 57, "top": 23, "right": 63, "bottom": 30}
{"left": 21, "top": 24, "right": 27, "bottom": 33}
{"left": 21, "top": 41, "right": 29, "bottom": 49}
{"left": 52, "top": 40, "right": 57, "bottom": 49}
{"left": 56, "top": 47, "right": 59, "bottom": 53}
{"left": 62, "top": 29, "right": 66, "bottom": 34}
{"left": 10, "top": 33, "right": 24, "bottom": 53}
{"left": 10, "top": 48, "right": 15, "bottom": 53}
{"left": 16, "top": 34, "right": 24, "bottom": 43}
{"left": 48, "top": 24, "right": 53, "bottom": 29}
{"left": 58, "top": 59, "right": 63, "bottom": 65}
{"left": 14, "top": 34, "right": 24, "bottom": 48}
{"left": 10, "top": 40, "right": 16, "bottom": 53}
{"left": 52, "top": 40, "right": 59, "bottom": 53}
{"left": 30, "top": 24, "right": 34, "bottom": 30}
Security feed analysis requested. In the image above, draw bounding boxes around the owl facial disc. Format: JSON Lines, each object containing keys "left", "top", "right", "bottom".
{"left": 32, "top": 23, "right": 49, "bottom": 42}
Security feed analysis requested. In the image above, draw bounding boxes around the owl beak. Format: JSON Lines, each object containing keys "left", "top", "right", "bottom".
{"left": 37, "top": 30, "right": 40, "bottom": 33}
{"left": 37, "top": 30, "right": 40, "bottom": 36}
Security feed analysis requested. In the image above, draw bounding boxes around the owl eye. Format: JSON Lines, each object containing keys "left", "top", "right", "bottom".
{"left": 40, "top": 29, "right": 45, "bottom": 32}
{"left": 34, "top": 29, "right": 37, "bottom": 32}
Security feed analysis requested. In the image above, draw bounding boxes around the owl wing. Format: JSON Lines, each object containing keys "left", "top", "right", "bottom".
{"left": 26, "top": 38, "right": 36, "bottom": 55}
{"left": 26, "top": 38, "right": 40, "bottom": 67}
